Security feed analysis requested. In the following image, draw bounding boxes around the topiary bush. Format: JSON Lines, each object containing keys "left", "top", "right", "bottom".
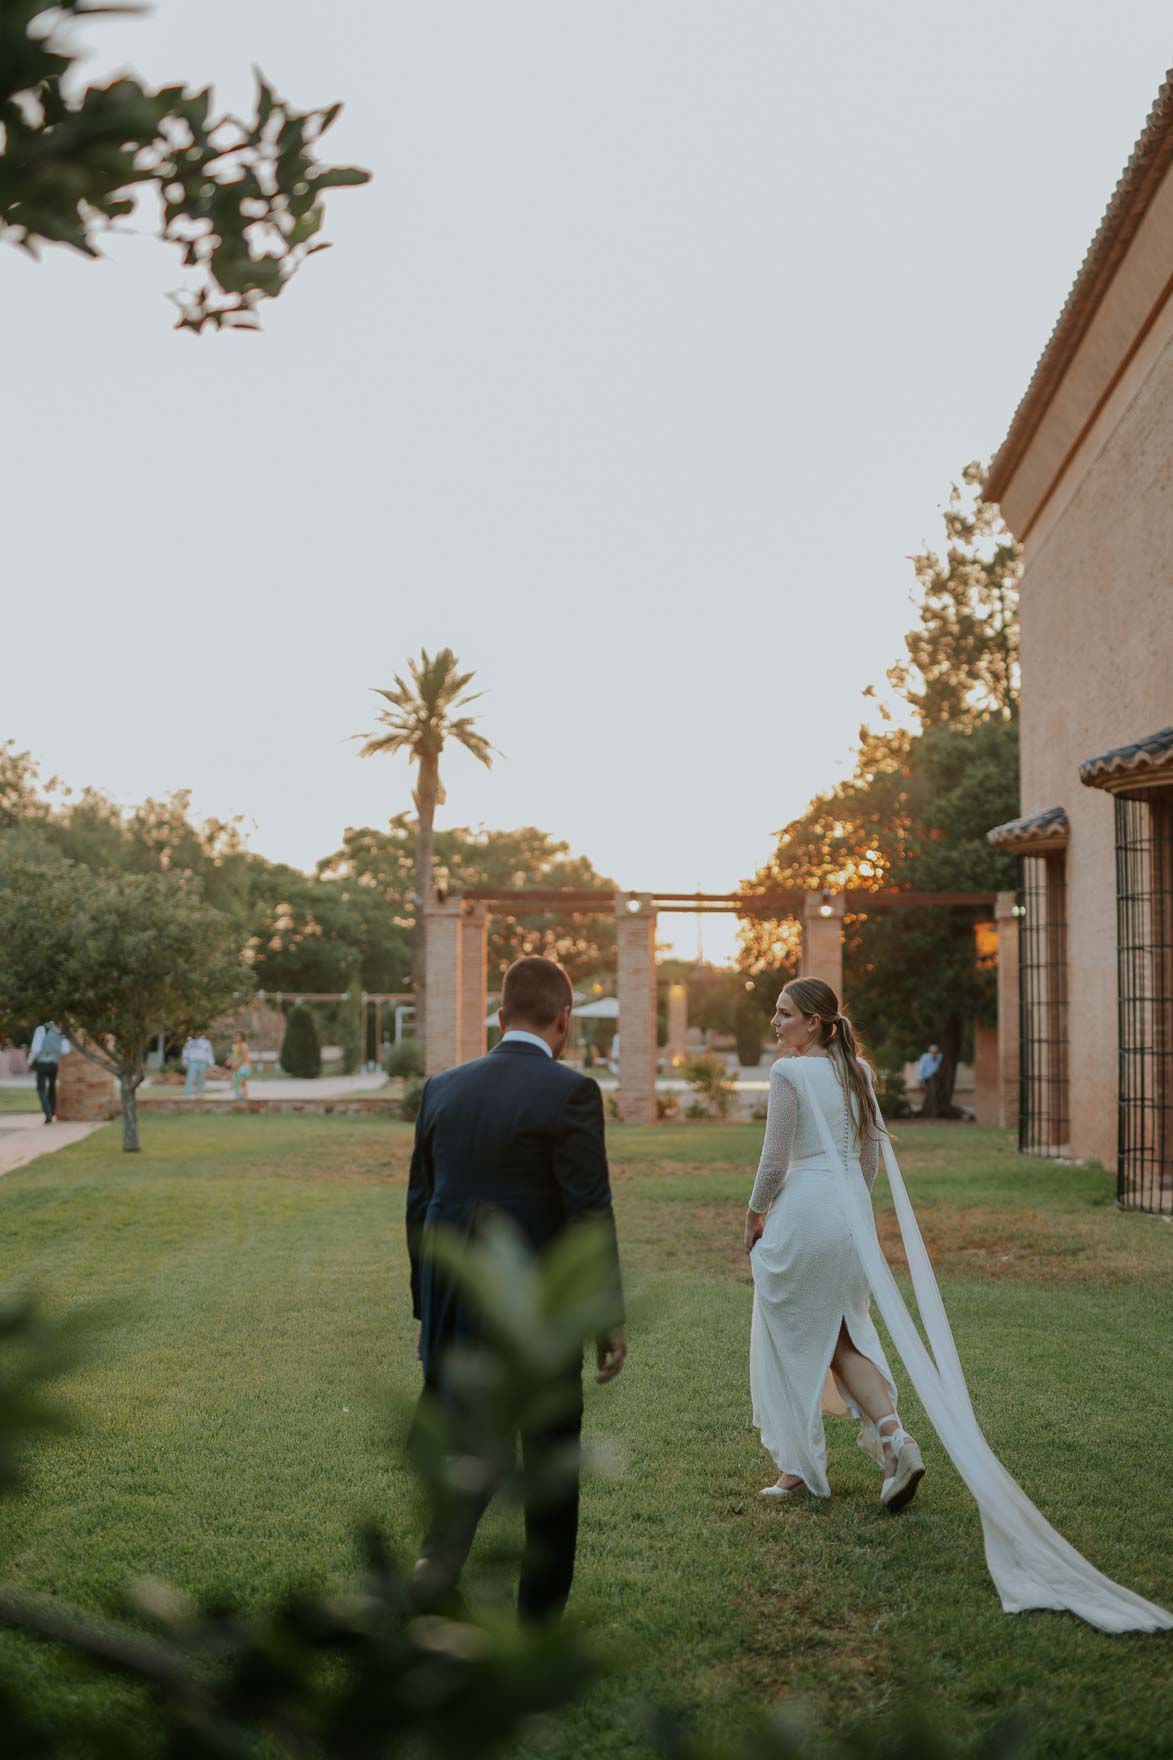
{"left": 385, "top": 1038, "right": 424, "bottom": 1079}
{"left": 280, "top": 1004, "right": 321, "bottom": 1078}
{"left": 682, "top": 1054, "right": 734, "bottom": 1118}
{"left": 399, "top": 1075, "right": 426, "bottom": 1121}
{"left": 735, "top": 1004, "right": 767, "bottom": 1067}
{"left": 874, "top": 1067, "right": 913, "bottom": 1119}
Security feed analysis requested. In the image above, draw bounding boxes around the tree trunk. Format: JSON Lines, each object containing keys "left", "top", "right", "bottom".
{"left": 412, "top": 754, "right": 440, "bottom": 1048}
{"left": 120, "top": 1069, "right": 141, "bottom": 1153}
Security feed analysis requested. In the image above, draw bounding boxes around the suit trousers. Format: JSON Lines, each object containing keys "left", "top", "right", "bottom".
{"left": 418, "top": 1370, "right": 584, "bottom": 1622}
{"left": 34, "top": 1060, "right": 58, "bottom": 1121}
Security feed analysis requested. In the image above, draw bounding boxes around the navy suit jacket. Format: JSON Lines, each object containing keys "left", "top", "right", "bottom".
{"left": 406, "top": 1041, "right": 623, "bottom": 1381}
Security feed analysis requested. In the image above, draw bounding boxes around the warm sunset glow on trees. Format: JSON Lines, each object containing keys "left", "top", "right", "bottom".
{"left": 739, "top": 465, "right": 1023, "bottom": 1095}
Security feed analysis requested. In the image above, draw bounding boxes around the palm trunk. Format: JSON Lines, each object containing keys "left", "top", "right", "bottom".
{"left": 412, "top": 755, "right": 440, "bottom": 1048}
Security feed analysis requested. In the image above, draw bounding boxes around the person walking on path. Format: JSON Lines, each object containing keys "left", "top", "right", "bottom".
{"left": 182, "top": 1034, "right": 216, "bottom": 1101}
{"left": 917, "top": 1042, "right": 943, "bottom": 1115}
{"left": 228, "top": 1033, "right": 252, "bottom": 1101}
{"left": 407, "top": 954, "right": 626, "bottom": 1622}
{"left": 27, "top": 1019, "right": 66, "bottom": 1125}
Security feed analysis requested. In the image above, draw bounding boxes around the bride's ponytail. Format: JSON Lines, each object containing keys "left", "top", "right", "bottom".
{"left": 783, "top": 978, "right": 883, "bottom": 1139}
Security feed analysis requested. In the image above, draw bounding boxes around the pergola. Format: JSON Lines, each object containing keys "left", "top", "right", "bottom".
{"left": 423, "top": 885, "right": 1005, "bottom": 1122}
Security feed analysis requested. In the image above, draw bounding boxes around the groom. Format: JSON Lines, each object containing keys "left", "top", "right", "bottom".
{"left": 406, "top": 954, "right": 627, "bottom": 1620}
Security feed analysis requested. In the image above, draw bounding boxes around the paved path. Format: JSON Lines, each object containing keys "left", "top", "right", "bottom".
{"left": 0, "top": 1115, "right": 104, "bottom": 1178}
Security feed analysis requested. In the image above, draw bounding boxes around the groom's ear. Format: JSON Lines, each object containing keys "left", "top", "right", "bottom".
{"left": 497, "top": 1008, "right": 507, "bottom": 1033}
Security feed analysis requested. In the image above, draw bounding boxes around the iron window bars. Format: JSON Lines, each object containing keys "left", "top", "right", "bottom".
{"left": 1114, "top": 791, "right": 1173, "bottom": 1215}
{"left": 1017, "top": 852, "right": 1070, "bottom": 1157}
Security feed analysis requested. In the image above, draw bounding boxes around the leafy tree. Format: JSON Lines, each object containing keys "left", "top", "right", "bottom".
{"left": 280, "top": 1002, "right": 321, "bottom": 1078}
{"left": 355, "top": 650, "right": 496, "bottom": 1043}
{"left": 887, "top": 461, "right": 1021, "bottom": 730}
{"left": 1, "top": 1, "right": 369, "bottom": 331}
{"left": 0, "top": 742, "right": 53, "bottom": 830}
{"left": 321, "top": 818, "right": 617, "bottom": 985}
{"left": 739, "top": 466, "right": 1021, "bottom": 1103}
{"left": 0, "top": 838, "right": 248, "bottom": 1150}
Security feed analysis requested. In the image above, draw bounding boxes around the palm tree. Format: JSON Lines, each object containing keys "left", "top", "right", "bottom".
{"left": 356, "top": 649, "right": 495, "bottom": 1044}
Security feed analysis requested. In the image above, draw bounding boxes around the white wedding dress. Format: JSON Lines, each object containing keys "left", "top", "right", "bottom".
{"left": 748, "top": 1054, "right": 1172, "bottom": 1635}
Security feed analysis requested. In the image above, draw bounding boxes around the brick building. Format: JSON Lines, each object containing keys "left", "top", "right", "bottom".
{"left": 985, "top": 72, "right": 1173, "bottom": 1212}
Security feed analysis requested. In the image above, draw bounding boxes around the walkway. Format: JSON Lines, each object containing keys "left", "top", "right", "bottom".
{"left": 0, "top": 1115, "right": 103, "bottom": 1178}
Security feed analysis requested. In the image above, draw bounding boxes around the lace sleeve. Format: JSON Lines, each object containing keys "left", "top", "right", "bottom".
{"left": 748, "top": 1064, "right": 798, "bottom": 1213}
{"left": 859, "top": 1060, "right": 879, "bottom": 1194}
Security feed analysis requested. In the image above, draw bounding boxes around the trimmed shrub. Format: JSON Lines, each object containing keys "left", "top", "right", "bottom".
{"left": 281, "top": 1005, "right": 321, "bottom": 1078}
{"left": 336, "top": 996, "right": 362, "bottom": 1075}
{"left": 734, "top": 1005, "right": 766, "bottom": 1068}
{"left": 399, "top": 1075, "right": 426, "bottom": 1122}
{"left": 682, "top": 1054, "right": 734, "bottom": 1118}
{"left": 385, "top": 1038, "right": 424, "bottom": 1078}
{"left": 874, "top": 1067, "right": 913, "bottom": 1119}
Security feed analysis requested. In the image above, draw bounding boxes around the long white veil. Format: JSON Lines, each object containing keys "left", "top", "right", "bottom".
{"left": 796, "top": 1060, "right": 1171, "bottom": 1635}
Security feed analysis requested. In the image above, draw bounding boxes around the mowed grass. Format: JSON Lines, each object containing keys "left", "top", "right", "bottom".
{"left": 0, "top": 1087, "right": 42, "bottom": 1113}
{"left": 0, "top": 1116, "right": 1171, "bottom": 1757}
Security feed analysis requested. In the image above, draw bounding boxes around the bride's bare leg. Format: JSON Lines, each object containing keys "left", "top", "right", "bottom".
{"left": 829, "top": 1322, "right": 911, "bottom": 1474}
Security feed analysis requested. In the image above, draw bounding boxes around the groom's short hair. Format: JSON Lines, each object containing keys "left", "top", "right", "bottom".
{"left": 501, "top": 955, "right": 573, "bottom": 1028}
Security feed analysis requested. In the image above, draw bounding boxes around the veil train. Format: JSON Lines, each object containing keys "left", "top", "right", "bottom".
{"left": 797, "top": 1060, "right": 1171, "bottom": 1635}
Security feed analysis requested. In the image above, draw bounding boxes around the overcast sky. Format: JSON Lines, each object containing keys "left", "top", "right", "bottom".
{"left": 5, "top": 3, "right": 1169, "bottom": 962}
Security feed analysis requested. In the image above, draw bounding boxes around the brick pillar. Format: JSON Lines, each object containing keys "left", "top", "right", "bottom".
{"left": 801, "top": 893, "right": 845, "bottom": 1003}
{"left": 424, "top": 896, "right": 462, "bottom": 1075}
{"left": 615, "top": 894, "right": 657, "bottom": 1123}
{"left": 56, "top": 1048, "right": 117, "bottom": 1121}
{"left": 972, "top": 1023, "right": 999, "bottom": 1126}
{"left": 458, "top": 902, "right": 489, "bottom": 1063}
{"left": 995, "top": 890, "right": 1020, "bottom": 1133}
{"left": 666, "top": 981, "right": 688, "bottom": 1064}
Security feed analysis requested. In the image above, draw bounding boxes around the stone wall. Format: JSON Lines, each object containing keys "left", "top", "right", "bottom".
{"left": 56, "top": 1051, "right": 118, "bottom": 1122}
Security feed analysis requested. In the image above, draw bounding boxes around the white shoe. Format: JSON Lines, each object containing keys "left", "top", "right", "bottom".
{"left": 878, "top": 1422, "right": 925, "bottom": 1512}
{"left": 760, "top": 1479, "right": 807, "bottom": 1500}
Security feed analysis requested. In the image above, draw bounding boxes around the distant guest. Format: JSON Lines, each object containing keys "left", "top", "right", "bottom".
{"left": 27, "top": 1019, "right": 67, "bottom": 1125}
{"left": 917, "top": 1043, "right": 943, "bottom": 1115}
{"left": 182, "top": 1034, "right": 216, "bottom": 1101}
{"left": 229, "top": 1034, "right": 252, "bottom": 1101}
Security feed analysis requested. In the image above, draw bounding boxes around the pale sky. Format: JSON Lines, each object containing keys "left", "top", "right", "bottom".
{"left": 4, "top": 3, "right": 1169, "bottom": 963}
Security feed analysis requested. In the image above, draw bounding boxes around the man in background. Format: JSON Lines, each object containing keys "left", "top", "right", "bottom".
{"left": 182, "top": 1033, "right": 217, "bottom": 1100}
{"left": 27, "top": 1018, "right": 66, "bottom": 1124}
{"left": 917, "top": 1042, "right": 944, "bottom": 1116}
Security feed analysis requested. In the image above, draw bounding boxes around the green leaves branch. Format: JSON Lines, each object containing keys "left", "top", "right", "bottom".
{"left": 0, "top": 3, "right": 370, "bottom": 330}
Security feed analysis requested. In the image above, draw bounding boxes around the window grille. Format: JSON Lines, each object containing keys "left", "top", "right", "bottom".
{"left": 1115, "top": 791, "right": 1173, "bottom": 1215}
{"left": 1017, "top": 852, "right": 1070, "bottom": 1156}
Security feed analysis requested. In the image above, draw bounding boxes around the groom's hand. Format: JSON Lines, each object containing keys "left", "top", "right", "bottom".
{"left": 744, "top": 1208, "right": 766, "bottom": 1255}
{"left": 596, "top": 1326, "right": 627, "bottom": 1384}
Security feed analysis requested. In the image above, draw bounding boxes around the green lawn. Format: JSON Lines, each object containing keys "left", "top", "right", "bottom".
{"left": 0, "top": 1086, "right": 41, "bottom": 1113}
{"left": 0, "top": 1118, "right": 1170, "bottom": 1756}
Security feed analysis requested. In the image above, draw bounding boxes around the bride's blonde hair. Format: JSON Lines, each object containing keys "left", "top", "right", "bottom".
{"left": 784, "top": 977, "right": 882, "bottom": 1139}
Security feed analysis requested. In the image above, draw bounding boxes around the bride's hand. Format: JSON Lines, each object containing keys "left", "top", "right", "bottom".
{"left": 744, "top": 1208, "right": 766, "bottom": 1256}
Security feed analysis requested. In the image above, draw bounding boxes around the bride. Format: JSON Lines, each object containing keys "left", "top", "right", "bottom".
{"left": 744, "top": 976, "right": 1171, "bottom": 1635}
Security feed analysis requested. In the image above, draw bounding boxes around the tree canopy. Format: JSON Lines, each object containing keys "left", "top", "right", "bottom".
{"left": 739, "top": 464, "right": 1023, "bottom": 1099}
{"left": 0, "top": 836, "right": 247, "bottom": 1150}
{"left": 320, "top": 818, "right": 618, "bottom": 985}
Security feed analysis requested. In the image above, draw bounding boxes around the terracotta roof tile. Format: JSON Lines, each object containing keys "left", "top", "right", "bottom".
{"left": 985, "top": 70, "right": 1173, "bottom": 506}
{"left": 986, "top": 805, "right": 1069, "bottom": 852}
{"left": 1079, "top": 725, "right": 1173, "bottom": 790}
